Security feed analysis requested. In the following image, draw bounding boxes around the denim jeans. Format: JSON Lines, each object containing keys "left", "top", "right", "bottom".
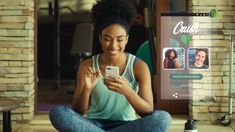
{"left": 49, "top": 106, "right": 172, "bottom": 132}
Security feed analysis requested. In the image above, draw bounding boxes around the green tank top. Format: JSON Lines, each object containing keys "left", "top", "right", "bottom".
{"left": 86, "top": 53, "right": 139, "bottom": 121}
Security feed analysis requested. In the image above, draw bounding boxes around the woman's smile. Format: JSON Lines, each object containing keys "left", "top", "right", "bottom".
{"left": 108, "top": 48, "right": 120, "bottom": 55}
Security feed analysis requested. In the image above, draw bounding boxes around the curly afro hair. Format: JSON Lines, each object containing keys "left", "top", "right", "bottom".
{"left": 91, "top": 0, "right": 136, "bottom": 35}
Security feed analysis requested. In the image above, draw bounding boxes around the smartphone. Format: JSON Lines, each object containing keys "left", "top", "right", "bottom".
{"left": 105, "top": 66, "right": 119, "bottom": 80}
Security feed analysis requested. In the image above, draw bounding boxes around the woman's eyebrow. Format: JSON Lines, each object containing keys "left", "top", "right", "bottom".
{"left": 117, "top": 35, "right": 126, "bottom": 38}
{"left": 103, "top": 34, "right": 126, "bottom": 38}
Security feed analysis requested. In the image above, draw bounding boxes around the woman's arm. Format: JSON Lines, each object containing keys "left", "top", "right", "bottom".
{"left": 72, "top": 59, "right": 100, "bottom": 115}
{"left": 126, "top": 60, "right": 153, "bottom": 115}
{"left": 174, "top": 59, "right": 180, "bottom": 69}
{"left": 163, "top": 58, "right": 169, "bottom": 68}
{"left": 104, "top": 60, "right": 154, "bottom": 116}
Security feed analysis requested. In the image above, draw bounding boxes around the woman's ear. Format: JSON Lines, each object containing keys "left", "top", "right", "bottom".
{"left": 125, "top": 35, "right": 129, "bottom": 43}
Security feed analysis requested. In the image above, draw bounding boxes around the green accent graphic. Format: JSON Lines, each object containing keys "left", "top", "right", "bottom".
{"left": 210, "top": 9, "right": 222, "bottom": 18}
{"left": 180, "top": 34, "right": 192, "bottom": 45}
{"left": 170, "top": 74, "right": 203, "bottom": 80}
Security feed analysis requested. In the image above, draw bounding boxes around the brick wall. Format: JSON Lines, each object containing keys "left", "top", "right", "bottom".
{"left": 189, "top": 0, "right": 235, "bottom": 121}
{"left": 0, "top": 0, "right": 35, "bottom": 121}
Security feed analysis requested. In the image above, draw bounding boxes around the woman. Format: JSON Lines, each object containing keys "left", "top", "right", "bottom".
{"left": 163, "top": 49, "right": 180, "bottom": 69}
{"left": 49, "top": 0, "right": 171, "bottom": 131}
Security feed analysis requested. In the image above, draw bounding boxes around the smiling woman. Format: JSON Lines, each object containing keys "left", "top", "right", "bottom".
{"left": 48, "top": 0, "right": 171, "bottom": 131}
{"left": 99, "top": 24, "right": 128, "bottom": 59}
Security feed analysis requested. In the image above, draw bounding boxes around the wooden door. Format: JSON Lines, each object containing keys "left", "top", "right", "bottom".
{"left": 155, "top": 0, "right": 188, "bottom": 115}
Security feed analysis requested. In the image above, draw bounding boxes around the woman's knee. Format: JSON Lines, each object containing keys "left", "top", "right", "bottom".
{"left": 151, "top": 110, "right": 172, "bottom": 127}
{"left": 49, "top": 106, "right": 74, "bottom": 123}
{"left": 49, "top": 106, "right": 66, "bottom": 118}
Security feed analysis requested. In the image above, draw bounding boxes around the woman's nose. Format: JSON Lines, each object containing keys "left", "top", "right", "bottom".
{"left": 110, "top": 40, "right": 118, "bottom": 47}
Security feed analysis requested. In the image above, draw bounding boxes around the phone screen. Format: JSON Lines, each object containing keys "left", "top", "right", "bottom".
{"left": 160, "top": 13, "right": 212, "bottom": 100}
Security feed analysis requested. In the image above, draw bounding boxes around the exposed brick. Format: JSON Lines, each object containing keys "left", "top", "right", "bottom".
{"left": 198, "top": 0, "right": 228, "bottom": 6}
{"left": 223, "top": 29, "right": 235, "bottom": 35}
{"left": 203, "top": 84, "right": 228, "bottom": 90}
{"left": 211, "top": 65, "right": 230, "bottom": 72}
{"left": 0, "top": 48, "right": 8, "bottom": 53}
{"left": 5, "top": 73, "right": 32, "bottom": 78}
{"left": 196, "top": 113, "right": 224, "bottom": 121}
{"left": 13, "top": 106, "right": 33, "bottom": 113}
{"left": 228, "top": 0, "right": 235, "bottom": 5}
{"left": 199, "top": 35, "right": 224, "bottom": 40}
{"left": 25, "top": 23, "right": 33, "bottom": 29}
{"left": 0, "top": 66, "right": 33, "bottom": 73}
{"left": 192, "top": 106, "right": 209, "bottom": 112}
{"left": 22, "top": 61, "right": 34, "bottom": 66}
{"left": 23, "top": 48, "right": 33, "bottom": 54}
{"left": 192, "top": 0, "right": 199, "bottom": 5}
{"left": 0, "top": 10, "right": 22, "bottom": 16}
{"left": 191, "top": 40, "right": 230, "bottom": 47}
{"left": 0, "top": 16, "right": 34, "bottom": 23}
{"left": 0, "top": 30, "right": 34, "bottom": 37}
{"left": 190, "top": 5, "right": 234, "bottom": 12}
{"left": 224, "top": 23, "right": 235, "bottom": 29}
{"left": 8, "top": 48, "right": 23, "bottom": 54}
{"left": 0, "top": 0, "right": 35, "bottom": 122}
{"left": 0, "top": 61, "right": 9, "bottom": 66}
{"left": 0, "top": 89, "right": 34, "bottom": 97}
{"left": 216, "top": 52, "right": 230, "bottom": 59}
{"left": 0, "top": 0, "right": 25, "bottom": 6}
{"left": 22, "top": 112, "right": 34, "bottom": 121}
{"left": 201, "top": 23, "right": 223, "bottom": 29}
{"left": 0, "top": 23, "right": 25, "bottom": 29}
{"left": 9, "top": 61, "right": 23, "bottom": 67}
{"left": 215, "top": 89, "right": 229, "bottom": 96}
{"left": 222, "top": 77, "right": 235, "bottom": 83}
{"left": 0, "top": 37, "right": 33, "bottom": 41}
{"left": 0, "top": 77, "right": 34, "bottom": 84}
{"left": 0, "top": 6, "right": 33, "bottom": 10}
{"left": 0, "top": 54, "right": 34, "bottom": 60}
{"left": 6, "top": 82, "right": 34, "bottom": 91}
{"left": 0, "top": 41, "right": 33, "bottom": 48}
{"left": 22, "top": 10, "right": 33, "bottom": 16}
{"left": 224, "top": 71, "right": 235, "bottom": 76}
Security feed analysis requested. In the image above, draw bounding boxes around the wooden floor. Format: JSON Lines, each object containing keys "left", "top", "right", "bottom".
{"left": 0, "top": 114, "right": 234, "bottom": 132}
{"left": 1, "top": 80, "right": 232, "bottom": 131}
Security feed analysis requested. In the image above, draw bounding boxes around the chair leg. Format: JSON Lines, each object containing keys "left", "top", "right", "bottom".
{"left": 3, "top": 111, "right": 11, "bottom": 132}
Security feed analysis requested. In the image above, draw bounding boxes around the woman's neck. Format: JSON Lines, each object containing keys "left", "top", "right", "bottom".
{"left": 99, "top": 52, "right": 126, "bottom": 67}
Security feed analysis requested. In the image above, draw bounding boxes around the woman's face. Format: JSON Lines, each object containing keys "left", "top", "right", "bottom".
{"left": 169, "top": 51, "right": 175, "bottom": 59}
{"left": 195, "top": 51, "right": 206, "bottom": 66}
{"left": 99, "top": 24, "right": 128, "bottom": 58}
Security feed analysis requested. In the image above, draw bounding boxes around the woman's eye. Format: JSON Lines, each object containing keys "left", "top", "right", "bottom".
{"left": 117, "top": 39, "right": 123, "bottom": 42}
{"left": 104, "top": 38, "right": 111, "bottom": 41}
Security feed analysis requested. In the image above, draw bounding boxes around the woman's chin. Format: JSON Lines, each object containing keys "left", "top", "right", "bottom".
{"left": 107, "top": 51, "right": 120, "bottom": 57}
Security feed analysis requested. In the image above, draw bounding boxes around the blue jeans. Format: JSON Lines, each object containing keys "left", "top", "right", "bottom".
{"left": 49, "top": 106, "right": 171, "bottom": 132}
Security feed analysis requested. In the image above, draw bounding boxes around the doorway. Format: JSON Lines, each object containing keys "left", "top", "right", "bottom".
{"left": 156, "top": 0, "right": 189, "bottom": 115}
{"left": 36, "top": 0, "right": 79, "bottom": 112}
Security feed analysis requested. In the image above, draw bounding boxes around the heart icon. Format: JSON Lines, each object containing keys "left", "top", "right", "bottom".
{"left": 180, "top": 34, "right": 192, "bottom": 45}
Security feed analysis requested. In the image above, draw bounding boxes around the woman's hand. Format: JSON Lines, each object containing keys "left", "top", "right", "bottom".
{"left": 83, "top": 67, "right": 101, "bottom": 90}
{"left": 104, "top": 76, "right": 132, "bottom": 96}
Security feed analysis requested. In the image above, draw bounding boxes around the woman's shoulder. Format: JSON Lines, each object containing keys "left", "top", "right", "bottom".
{"left": 79, "top": 58, "right": 92, "bottom": 68}
{"left": 80, "top": 54, "right": 100, "bottom": 67}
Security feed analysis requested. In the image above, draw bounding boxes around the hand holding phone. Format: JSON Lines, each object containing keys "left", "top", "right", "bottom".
{"left": 105, "top": 66, "right": 119, "bottom": 81}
